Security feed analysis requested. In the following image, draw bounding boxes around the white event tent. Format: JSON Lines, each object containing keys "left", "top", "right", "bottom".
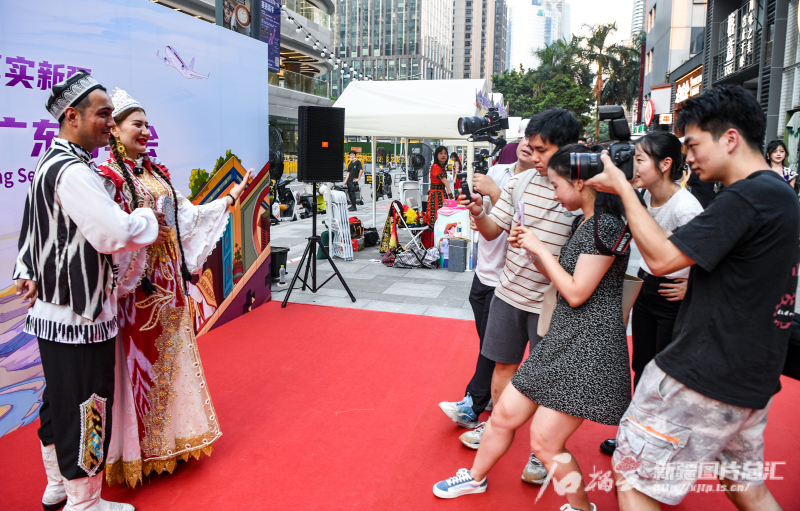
{"left": 333, "top": 79, "right": 491, "bottom": 227}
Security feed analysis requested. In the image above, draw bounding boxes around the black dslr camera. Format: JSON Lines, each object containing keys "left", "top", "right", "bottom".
{"left": 457, "top": 107, "right": 509, "bottom": 199}
{"left": 569, "top": 106, "right": 635, "bottom": 180}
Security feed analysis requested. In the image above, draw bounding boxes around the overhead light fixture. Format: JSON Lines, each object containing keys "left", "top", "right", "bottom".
{"left": 296, "top": 27, "right": 302, "bottom": 33}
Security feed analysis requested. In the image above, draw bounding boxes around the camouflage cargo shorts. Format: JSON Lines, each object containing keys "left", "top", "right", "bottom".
{"left": 612, "top": 361, "right": 772, "bottom": 506}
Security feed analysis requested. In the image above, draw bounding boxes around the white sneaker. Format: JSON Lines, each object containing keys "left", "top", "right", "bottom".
{"left": 438, "top": 394, "right": 480, "bottom": 428}
{"left": 521, "top": 452, "right": 547, "bottom": 485}
{"left": 433, "top": 468, "right": 487, "bottom": 498}
{"left": 459, "top": 422, "right": 486, "bottom": 449}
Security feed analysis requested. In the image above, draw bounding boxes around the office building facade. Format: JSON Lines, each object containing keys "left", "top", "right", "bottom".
{"left": 452, "top": 0, "right": 508, "bottom": 78}
{"left": 331, "top": 0, "right": 452, "bottom": 95}
{"left": 641, "top": 0, "right": 707, "bottom": 102}
{"left": 506, "top": 0, "right": 561, "bottom": 71}
{"left": 631, "top": 0, "right": 645, "bottom": 37}
{"left": 702, "top": 0, "right": 789, "bottom": 142}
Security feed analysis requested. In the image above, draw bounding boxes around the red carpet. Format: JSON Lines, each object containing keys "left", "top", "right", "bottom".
{"left": 1, "top": 301, "right": 799, "bottom": 510}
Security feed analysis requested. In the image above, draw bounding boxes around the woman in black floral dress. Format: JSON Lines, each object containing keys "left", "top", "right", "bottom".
{"left": 433, "top": 145, "right": 631, "bottom": 511}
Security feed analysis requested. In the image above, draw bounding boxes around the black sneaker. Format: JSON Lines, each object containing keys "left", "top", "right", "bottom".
{"left": 600, "top": 438, "right": 616, "bottom": 455}
{"left": 348, "top": 206, "right": 357, "bottom": 211}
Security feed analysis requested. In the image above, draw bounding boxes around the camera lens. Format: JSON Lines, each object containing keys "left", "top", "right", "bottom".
{"left": 569, "top": 153, "right": 602, "bottom": 180}
{"left": 457, "top": 116, "right": 488, "bottom": 136}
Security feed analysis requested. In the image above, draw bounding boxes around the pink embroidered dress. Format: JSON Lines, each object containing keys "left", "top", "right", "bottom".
{"left": 97, "top": 155, "right": 229, "bottom": 487}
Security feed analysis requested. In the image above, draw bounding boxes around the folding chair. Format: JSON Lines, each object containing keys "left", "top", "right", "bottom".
{"left": 400, "top": 180, "right": 421, "bottom": 210}
{"left": 393, "top": 201, "right": 428, "bottom": 252}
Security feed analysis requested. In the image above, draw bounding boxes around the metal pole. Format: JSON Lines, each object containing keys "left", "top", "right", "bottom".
{"left": 466, "top": 140, "right": 475, "bottom": 194}
{"left": 371, "top": 136, "right": 377, "bottom": 228}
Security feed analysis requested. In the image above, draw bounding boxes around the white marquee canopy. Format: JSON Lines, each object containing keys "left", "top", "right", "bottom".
{"left": 332, "top": 79, "right": 489, "bottom": 139}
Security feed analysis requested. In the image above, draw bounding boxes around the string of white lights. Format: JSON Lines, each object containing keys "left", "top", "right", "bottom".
{"left": 281, "top": 5, "right": 369, "bottom": 81}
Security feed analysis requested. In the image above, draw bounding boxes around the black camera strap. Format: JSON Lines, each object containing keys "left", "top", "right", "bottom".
{"left": 592, "top": 192, "right": 645, "bottom": 256}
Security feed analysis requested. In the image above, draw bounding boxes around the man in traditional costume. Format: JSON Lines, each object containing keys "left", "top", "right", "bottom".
{"left": 14, "top": 71, "right": 160, "bottom": 511}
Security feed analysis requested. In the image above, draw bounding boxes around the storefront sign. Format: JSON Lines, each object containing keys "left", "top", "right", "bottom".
{"left": 721, "top": 0, "right": 758, "bottom": 77}
{"left": 644, "top": 99, "right": 655, "bottom": 127}
{"left": 675, "top": 66, "right": 703, "bottom": 105}
{"left": 660, "top": 113, "right": 673, "bottom": 124}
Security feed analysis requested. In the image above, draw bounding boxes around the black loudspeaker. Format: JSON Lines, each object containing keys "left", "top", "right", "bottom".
{"left": 297, "top": 106, "right": 345, "bottom": 182}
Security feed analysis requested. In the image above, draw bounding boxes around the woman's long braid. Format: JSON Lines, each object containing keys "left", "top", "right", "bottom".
{"left": 109, "top": 135, "right": 140, "bottom": 210}
{"left": 109, "top": 135, "right": 156, "bottom": 295}
{"left": 149, "top": 164, "right": 194, "bottom": 289}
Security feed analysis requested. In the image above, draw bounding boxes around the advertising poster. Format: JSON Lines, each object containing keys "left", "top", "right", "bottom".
{"left": 0, "top": 0, "right": 273, "bottom": 438}
{"left": 221, "top": 0, "right": 254, "bottom": 37}
{"left": 261, "top": 0, "right": 282, "bottom": 72}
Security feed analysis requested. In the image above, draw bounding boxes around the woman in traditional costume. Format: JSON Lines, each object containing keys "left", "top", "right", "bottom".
{"left": 427, "top": 145, "right": 453, "bottom": 228}
{"left": 98, "top": 88, "right": 250, "bottom": 487}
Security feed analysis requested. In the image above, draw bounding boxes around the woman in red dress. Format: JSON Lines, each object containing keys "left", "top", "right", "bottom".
{"left": 427, "top": 146, "right": 453, "bottom": 228}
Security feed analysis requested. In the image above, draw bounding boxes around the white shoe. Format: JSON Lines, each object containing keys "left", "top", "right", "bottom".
{"left": 459, "top": 422, "right": 486, "bottom": 449}
{"left": 41, "top": 443, "right": 67, "bottom": 511}
{"left": 63, "top": 471, "right": 135, "bottom": 511}
{"left": 559, "top": 504, "right": 597, "bottom": 511}
{"left": 521, "top": 452, "right": 547, "bottom": 485}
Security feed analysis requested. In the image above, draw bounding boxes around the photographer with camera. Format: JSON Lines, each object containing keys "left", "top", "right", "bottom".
{"left": 439, "top": 128, "right": 530, "bottom": 429}
{"left": 599, "top": 132, "right": 703, "bottom": 456}
{"left": 450, "top": 109, "right": 579, "bottom": 484}
{"left": 587, "top": 86, "right": 798, "bottom": 510}
{"left": 434, "top": 144, "right": 631, "bottom": 511}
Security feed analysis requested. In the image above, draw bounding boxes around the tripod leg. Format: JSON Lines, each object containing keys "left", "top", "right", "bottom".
{"left": 319, "top": 243, "right": 356, "bottom": 302}
{"left": 281, "top": 241, "right": 312, "bottom": 308}
{"left": 301, "top": 242, "right": 313, "bottom": 292}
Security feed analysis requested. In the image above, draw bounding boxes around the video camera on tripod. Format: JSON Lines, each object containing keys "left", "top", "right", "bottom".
{"left": 456, "top": 107, "right": 509, "bottom": 197}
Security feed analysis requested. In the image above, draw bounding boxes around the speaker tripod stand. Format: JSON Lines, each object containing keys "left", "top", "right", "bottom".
{"left": 281, "top": 183, "right": 355, "bottom": 307}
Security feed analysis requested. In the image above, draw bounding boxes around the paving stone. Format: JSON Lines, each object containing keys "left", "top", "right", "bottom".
{"left": 403, "top": 296, "right": 467, "bottom": 308}
{"left": 383, "top": 281, "right": 445, "bottom": 298}
{"left": 404, "top": 268, "right": 455, "bottom": 281}
{"left": 347, "top": 291, "right": 407, "bottom": 303}
{"left": 451, "top": 271, "right": 476, "bottom": 281}
{"left": 285, "top": 294, "right": 366, "bottom": 309}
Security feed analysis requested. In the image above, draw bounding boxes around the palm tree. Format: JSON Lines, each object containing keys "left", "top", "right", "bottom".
{"left": 531, "top": 36, "right": 594, "bottom": 95}
{"left": 582, "top": 22, "right": 619, "bottom": 136}
{"left": 602, "top": 37, "right": 642, "bottom": 111}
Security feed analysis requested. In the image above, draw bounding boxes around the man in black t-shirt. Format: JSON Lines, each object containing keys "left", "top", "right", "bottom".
{"left": 588, "top": 86, "right": 798, "bottom": 510}
{"left": 344, "top": 150, "right": 363, "bottom": 211}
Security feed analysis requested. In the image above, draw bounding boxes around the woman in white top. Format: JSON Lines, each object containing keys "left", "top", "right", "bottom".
{"left": 601, "top": 131, "right": 703, "bottom": 456}
{"left": 630, "top": 132, "right": 703, "bottom": 385}
{"left": 765, "top": 139, "right": 797, "bottom": 188}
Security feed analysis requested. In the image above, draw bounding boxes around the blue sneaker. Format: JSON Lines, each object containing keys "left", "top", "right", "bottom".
{"left": 433, "top": 468, "right": 487, "bottom": 498}
{"left": 438, "top": 394, "right": 480, "bottom": 428}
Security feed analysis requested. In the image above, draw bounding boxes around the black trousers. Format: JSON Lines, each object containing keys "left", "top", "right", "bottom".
{"left": 346, "top": 181, "right": 358, "bottom": 206}
{"left": 38, "top": 337, "right": 115, "bottom": 480}
{"left": 465, "top": 274, "right": 496, "bottom": 415}
{"left": 630, "top": 269, "right": 682, "bottom": 389}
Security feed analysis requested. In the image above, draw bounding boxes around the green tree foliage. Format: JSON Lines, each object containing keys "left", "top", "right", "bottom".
{"left": 188, "top": 168, "right": 210, "bottom": 199}
{"left": 214, "top": 149, "right": 242, "bottom": 173}
{"left": 492, "top": 64, "right": 537, "bottom": 118}
{"left": 531, "top": 76, "right": 594, "bottom": 128}
{"left": 491, "top": 25, "right": 642, "bottom": 137}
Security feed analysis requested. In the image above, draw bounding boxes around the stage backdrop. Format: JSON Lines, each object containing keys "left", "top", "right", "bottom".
{"left": 0, "top": 0, "right": 272, "bottom": 438}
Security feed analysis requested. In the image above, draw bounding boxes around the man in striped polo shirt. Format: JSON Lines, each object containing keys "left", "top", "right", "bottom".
{"left": 459, "top": 108, "right": 579, "bottom": 483}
